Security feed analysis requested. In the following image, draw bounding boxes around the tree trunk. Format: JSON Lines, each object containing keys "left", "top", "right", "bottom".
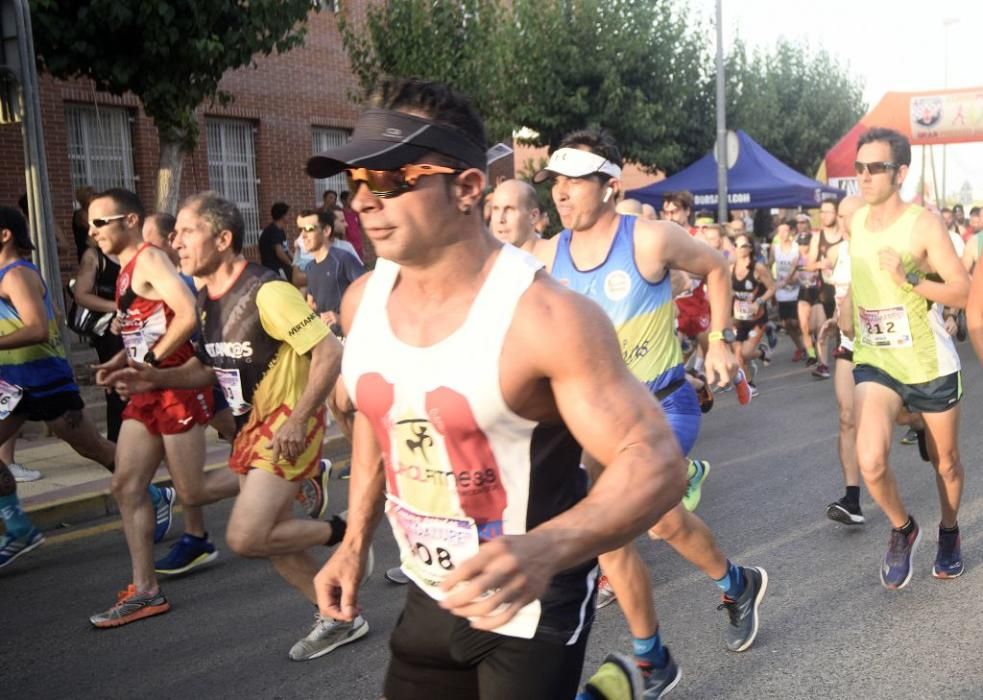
{"left": 156, "top": 138, "right": 185, "bottom": 214}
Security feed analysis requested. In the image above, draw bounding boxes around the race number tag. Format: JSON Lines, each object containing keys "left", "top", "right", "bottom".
{"left": 385, "top": 494, "right": 479, "bottom": 596}
{"left": 214, "top": 368, "right": 250, "bottom": 416}
{"left": 734, "top": 298, "right": 756, "bottom": 321}
{"left": 0, "top": 378, "right": 23, "bottom": 420}
{"left": 858, "top": 306, "right": 912, "bottom": 348}
{"left": 121, "top": 328, "right": 149, "bottom": 361}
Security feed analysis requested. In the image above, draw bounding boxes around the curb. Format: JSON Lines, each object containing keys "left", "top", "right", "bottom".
{"left": 21, "top": 435, "right": 353, "bottom": 534}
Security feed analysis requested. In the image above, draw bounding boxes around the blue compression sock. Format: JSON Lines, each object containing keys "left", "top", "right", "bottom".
{"left": 0, "top": 493, "right": 33, "bottom": 537}
{"left": 714, "top": 560, "right": 746, "bottom": 599}
{"left": 633, "top": 630, "right": 668, "bottom": 668}
{"left": 147, "top": 483, "right": 162, "bottom": 506}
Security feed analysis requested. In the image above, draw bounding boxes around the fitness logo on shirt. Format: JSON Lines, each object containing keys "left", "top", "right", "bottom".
{"left": 604, "top": 270, "right": 631, "bottom": 301}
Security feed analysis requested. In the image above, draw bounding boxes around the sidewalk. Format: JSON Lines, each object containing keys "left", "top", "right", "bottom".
{"left": 10, "top": 414, "right": 351, "bottom": 534}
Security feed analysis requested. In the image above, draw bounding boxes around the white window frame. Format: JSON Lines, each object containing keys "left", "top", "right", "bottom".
{"left": 64, "top": 105, "right": 136, "bottom": 194}
{"left": 206, "top": 118, "right": 262, "bottom": 246}
{"left": 312, "top": 127, "right": 351, "bottom": 205}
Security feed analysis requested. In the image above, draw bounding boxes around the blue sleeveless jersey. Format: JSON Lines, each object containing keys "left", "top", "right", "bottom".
{"left": 551, "top": 216, "right": 685, "bottom": 393}
{"left": 0, "top": 260, "right": 78, "bottom": 395}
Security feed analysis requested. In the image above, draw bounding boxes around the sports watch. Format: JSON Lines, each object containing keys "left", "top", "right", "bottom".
{"left": 900, "top": 271, "right": 920, "bottom": 293}
{"left": 143, "top": 350, "right": 160, "bottom": 368}
{"left": 709, "top": 329, "right": 737, "bottom": 344}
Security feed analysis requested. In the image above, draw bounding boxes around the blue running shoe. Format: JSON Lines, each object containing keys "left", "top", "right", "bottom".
{"left": 881, "top": 519, "right": 921, "bottom": 590}
{"left": 765, "top": 322, "right": 778, "bottom": 349}
{"left": 0, "top": 528, "right": 44, "bottom": 569}
{"left": 155, "top": 532, "right": 218, "bottom": 575}
{"left": 153, "top": 486, "right": 176, "bottom": 544}
{"left": 932, "top": 527, "right": 963, "bottom": 579}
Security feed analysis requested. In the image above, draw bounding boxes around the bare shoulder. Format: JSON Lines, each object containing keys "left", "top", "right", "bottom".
{"left": 632, "top": 217, "right": 679, "bottom": 251}
{"left": 529, "top": 235, "right": 559, "bottom": 270}
{"left": 339, "top": 269, "right": 374, "bottom": 334}
{"left": 1, "top": 263, "right": 42, "bottom": 294}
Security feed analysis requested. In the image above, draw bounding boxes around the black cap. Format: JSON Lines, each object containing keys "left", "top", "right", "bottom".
{"left": 0, "top": 205, "right": 35, "bottom": 252}
{"left": 307, "top": 109, "right": 487, "bottom": 179}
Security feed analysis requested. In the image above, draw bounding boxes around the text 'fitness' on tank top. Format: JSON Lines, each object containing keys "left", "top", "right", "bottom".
{"left": 551, "top": 215, "right": 684, "bottom": 393}
{"left": 849, "top": 204, "right": 958, "bottom": 384}
{"left": 342, "top": 244, "right": 595, "bottom": 645}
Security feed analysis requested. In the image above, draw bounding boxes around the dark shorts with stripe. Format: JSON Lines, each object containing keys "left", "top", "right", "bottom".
{"left": 853, "top": 364, "right": 961, "bottom": 414}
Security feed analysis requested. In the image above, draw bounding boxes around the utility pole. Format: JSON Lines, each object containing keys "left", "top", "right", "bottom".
{"left": 714, "top": 0, "right": 728, "bottom": 224}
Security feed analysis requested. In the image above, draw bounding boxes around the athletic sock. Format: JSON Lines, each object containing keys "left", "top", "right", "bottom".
{"left": 714, "top": 560, "right": 746, "bottom": 599}
{"left": 895, "top": 517, "right": 915, "bottom": 536}
{"left": 148, "top": 483, "right": 162, "bottom": 507}
{"left": 0, "top": 493, "right": 33, "bottom": 538}
{"left": 633, "top": 630, "right": 669, "bottom": 669}
{"left": 325, "top": 514, "right": 347, "bottom": 547}
{"left": 940, "top": 523, "right": 959, "bottom": 534}
{"left": 845, "top": 486, "right": 860, "bottom": 505}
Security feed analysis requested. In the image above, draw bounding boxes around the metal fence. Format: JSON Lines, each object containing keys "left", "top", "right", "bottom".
{"left": 206, "top": 118, "right": 261, "bottom": 246}
{"left": 65, "top": 104, "right": 136, "bottom": 194}
{"left": 312, "top": 127, "right": 351, "bottom": 205}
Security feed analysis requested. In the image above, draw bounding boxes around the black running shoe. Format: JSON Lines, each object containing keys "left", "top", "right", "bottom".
{"left": 826, "top": 497, "right": 864, "bottom": 525}
{"left": 805, "top": 356, "right": 818, "bottom": 368}
{"left": 717, "top": 566, "right": 768, "bottom": 652}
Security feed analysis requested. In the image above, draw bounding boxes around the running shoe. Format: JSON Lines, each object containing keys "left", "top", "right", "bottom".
{"left": 89, "top": 584, "right": 170, "bottom": 628}
{"left": 580, "top": 653, "right": 645, "bottom": 700}
{"left": 638, "top": 650, "right": 682, "bottom": 699}
{"left": 880, "top": 519, "right": 921, "bottom": 590}
{"left": 765, "top": 322, "right": 778, "bottom": 350}
{"left": 682, "top": 460, "right": 710, "bottom": 512}
{"left": 747, "top": 382, "right": 759, "bottom": 399}
{"left": 9, "top": 462, "right": 42, "bottom": 482}
{"left": 811, "top": 363, "right": 831, "bottom": 379}
{"left": 336, "top": 464, "right": 351, "bottom": 480}
{"left": 899, "top": 427, "right": 919, "bottom": 445}
{"left": 933, "top": 527, "right": 964, "bottom": 579}
{"left": 0, "top": 528, "right": 44, "bottom": 569}
{"left": 153, "top": 486, "right": 175, "bottom": 544}
{"left": 595, "top": 574, "right": 618, "bottom": 609}
{"left": 756, "top": 342, "right": 773, "bottom": 367}
{"left": 155, "top": 532, "right": 218, "bottom": 575}
{"left": 297, "top": 459, "right": 332, "bottom": 519}
{"left": 792, "top": 349, "right": 805, "bottom": 362}
{"left": 826, "top": 497, "right": 864, "bottom": 525}
{"left": 717, "top": 566, "right": 768, "bottom": 652}
{"left": 748, "top": 360, "right": 759, "bottom": 384}
{"left": 385, "top": 566, "right": 410, "bottom": 585}
{"left": 805, "top": 355, "right": 818, "bottom": 368}
{"left": 288, "top": 614, "right": 368, "bottom": 661}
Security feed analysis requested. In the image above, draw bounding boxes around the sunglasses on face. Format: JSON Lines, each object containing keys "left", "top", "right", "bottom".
{"left": 297, "top": 224, "right": 319, "bottom": 233}
{"left": 737, "top": 243, "right": 752, "bottom": 249}
{"left": 89, "top": 214, "right": 127, "bottom": 228}
{"left": 854, "top": 161, "right": 898, "bottom": 176}
{"left": 346, "top": 164, "right": 462, "bottom": 199}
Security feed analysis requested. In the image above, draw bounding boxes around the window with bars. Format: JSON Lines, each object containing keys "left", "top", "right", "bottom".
{"left": 206, "top": 118, "right": 261, "bottom": 246}
{"left": 312, "top": 127, "right": 351, "bottom": 205}
{"left": 64, "top": 105, "right": 136, "bottom": 194}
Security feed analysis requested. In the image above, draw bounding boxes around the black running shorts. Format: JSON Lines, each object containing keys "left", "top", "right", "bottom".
{"left": 12, "top": 389, "right": 85, "bottom": 423}
{"left": 853, "top": 364, "right": 961, "bottom": 414}
{"left": 777, "top": 300, "right": 798, "bottom": 321}
{"left": 384, "top": 584, "right": 590, "bottom": 700}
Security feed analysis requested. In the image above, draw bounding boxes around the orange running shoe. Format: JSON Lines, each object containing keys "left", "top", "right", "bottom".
{"left": 89, "top": 584, "right": 170, "bottom": 628}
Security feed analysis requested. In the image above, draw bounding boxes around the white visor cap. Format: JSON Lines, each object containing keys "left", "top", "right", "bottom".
{"left": 532, "top": 147, "right": 623, "bottom": 183}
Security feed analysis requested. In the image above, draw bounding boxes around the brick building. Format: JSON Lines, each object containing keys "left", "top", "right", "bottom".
{"left": 0, "top": 5, "right": 368, "bottom": 283}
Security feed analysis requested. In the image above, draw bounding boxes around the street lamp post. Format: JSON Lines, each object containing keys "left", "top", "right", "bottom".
{"left": 941, "top": 16, "right": 957, "bottom": 206}
{"left": 715, "top": 0, "right": 727, "bottom": 225}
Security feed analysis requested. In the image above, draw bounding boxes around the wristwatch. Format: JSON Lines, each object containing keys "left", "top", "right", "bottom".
{"left": 900, "top": 271, "right": 920, "bottom": 293}
{"left": 143, "top": 350, "right": 160, "bottom": 368}
{"left": 708, "top": 329, "right": 736, "bottom": 344}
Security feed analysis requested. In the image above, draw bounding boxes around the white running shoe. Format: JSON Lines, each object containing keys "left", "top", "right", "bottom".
{"left": 9, "top": 463, "right": 42, "bottom": 482}
{"left": 288, "top": 614, "right": 368, "bottom": 661}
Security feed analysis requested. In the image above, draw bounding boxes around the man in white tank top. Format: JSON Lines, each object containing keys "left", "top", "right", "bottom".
{"left": 309, "top": 78, "right": 687, "bottom": 699}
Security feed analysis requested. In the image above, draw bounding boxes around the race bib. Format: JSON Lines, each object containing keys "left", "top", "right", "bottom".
{"left": 121, "top": 328, "right": 150, "bottom": 361}
{"left": 120, "top": 307, "right": 167, "bottom": 361}
{"left": 214, "top": 368, "right": 250, "bottom": 416}
{"left": 0, "top": 378, "right": 23, "bottom": 420}
{"left": 858, "top": 306, "right": 912, "bottom": 348}
{"left": 385, "top": 494, "right": 479, "bottom": 597}
{"left": 734, "top": 298, "right": 756, "bottom": 321}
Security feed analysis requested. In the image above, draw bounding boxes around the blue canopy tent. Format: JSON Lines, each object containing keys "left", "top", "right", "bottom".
{"left": 627, "top": 130, "right": 845, "bottom": 211}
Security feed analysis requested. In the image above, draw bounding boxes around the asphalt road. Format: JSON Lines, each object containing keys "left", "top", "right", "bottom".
{"left": 6, "top": 339, "right": 983, "bottom": 699}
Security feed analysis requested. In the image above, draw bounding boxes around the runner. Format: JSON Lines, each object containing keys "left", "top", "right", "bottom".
{"left": 825, "top": 195, "right": 866, "bottom": 525}
{"left": 794, "top": 213, "right": 829, "bottom": 375}
{"left": 86, "top": 189, "right": 239, "bottom": 627}
{"left": 109, "top": 191, "right": 364, "bottom": 659}
{"left": 770, "top": 219, "right": 806, "bottom": 360}
{"left": 846, "top": 127, "right": 970, "bottom": 588}
{"left": 811, "top": 201, "right": 844, "bottom": 379}
{"left": 530, "top": 128, "right": 768, "bottom": 694}
{"left": 730, "top": 234, "right": 776, "bottom": 396}
{"left": 310, "top": 77, "right": 686, "bottom": 699}
{"left": 0, "top": 206, "right": 117, "bottom": 569}
{"left": 490, "top": 179, "right": 543, "bottom": 253}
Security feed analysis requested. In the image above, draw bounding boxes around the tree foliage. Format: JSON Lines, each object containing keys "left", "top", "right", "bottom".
{"left": 31, "top": 0, "right": 316, "bottom": 148}
{"left": 340, "top": 1, "right": 866, "bottom": 180}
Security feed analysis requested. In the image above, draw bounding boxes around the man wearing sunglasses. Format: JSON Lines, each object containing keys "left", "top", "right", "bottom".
{"left": 846, "top": 127, "right": 970, "bottom": 589}
{"left": 531, "top": 129, "right": 767, "bottom": 695}
{"left": 309, "top": 77, "right": 686, "bottom": 699}
{"left": 297, "top": 208, "right": 365, "bottom": 335}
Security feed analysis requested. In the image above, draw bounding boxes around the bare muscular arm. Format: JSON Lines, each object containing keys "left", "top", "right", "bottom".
{"left": 134, "top": 247, "right": 198, "bottom": 360}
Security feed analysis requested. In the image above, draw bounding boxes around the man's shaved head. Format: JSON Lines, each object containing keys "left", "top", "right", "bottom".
{"left": 491, "top": 179, "right": 541, "bottom": 250}
{"left": 836, "top": 195, "right": 864, "bottom": 237}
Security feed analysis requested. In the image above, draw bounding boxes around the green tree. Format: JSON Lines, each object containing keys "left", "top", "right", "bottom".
{"left": 726, "top": 38, "right": 867, "bottom": 176}
{"left": 31, "top": 0, "right": 318, "bottom": 212}
{"left": 340, "top": 0, "right": 714, "bottom": 172}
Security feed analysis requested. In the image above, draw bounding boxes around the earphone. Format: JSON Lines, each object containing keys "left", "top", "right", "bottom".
{"left": 602, "top": 187, "right": 614, "bottom": 203}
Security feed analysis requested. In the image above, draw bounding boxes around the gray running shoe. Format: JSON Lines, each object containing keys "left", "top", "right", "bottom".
{"left": 717, "top": 566, "right": 768, "bottom": 652}
{"left": 385, "top": 566, "right": 409, "bottom": 585}
{"left": 89, "top": 584, "right": 170, "bottom": 628}
{"left": 595, "top": 574, "right": 617, "bottom": 609}
{"left": 639, "top": 649, "right": 682, "bottom": 699}
{"left": 0, "top": 528, "right": 44, "bottom": 569}
{"left": 288, "top": 614, "right": 368, "bottom": 661}
{"left": 9, "top": 462, "right": 42, "bottom": 482}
